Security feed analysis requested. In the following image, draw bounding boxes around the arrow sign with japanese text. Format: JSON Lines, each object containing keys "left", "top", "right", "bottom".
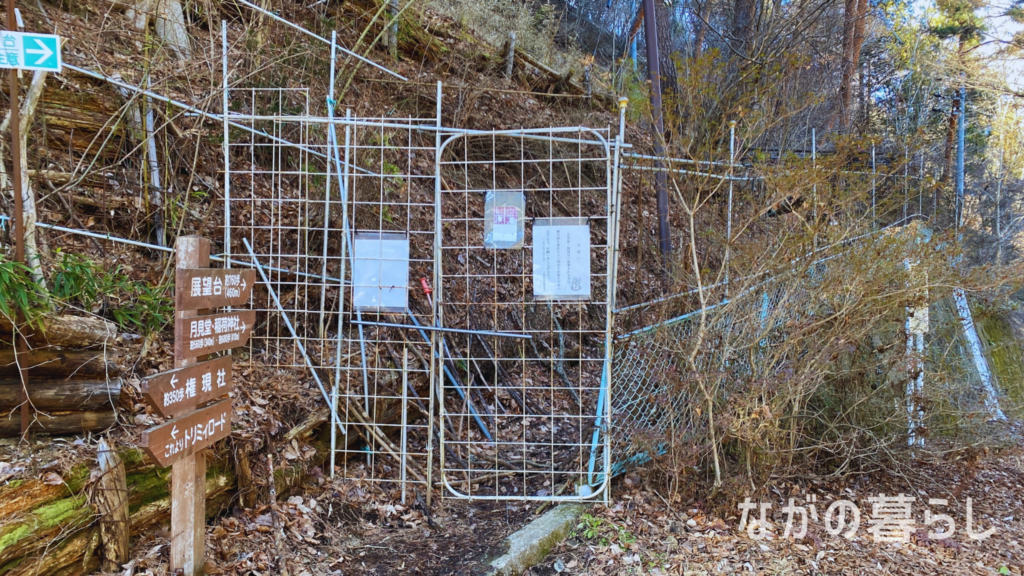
{"left": 174, "top": 310, "right": 256, "bottom": 358}
{"left": 0, "top": 31, "right": 61, "bottom": 72}
{"left": 141, "top": 356, "right": 233, "bottom": 419}
{"left": 141, "top": 398, "right": 232, "bottom": 467}
{"left": 175, "top": 268, "right": 255, "bottom": 310}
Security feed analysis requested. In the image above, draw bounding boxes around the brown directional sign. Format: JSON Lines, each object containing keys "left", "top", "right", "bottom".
{"left": 142, "top": 398, "right": 232, "bottom": 468}
{"left": 141, "top": 356, "right": 233, "bottom": 419}
{"left": 176, "top": 268, "right": 255, "bottom": 310}
{"left": 174, "top": 310, "right": 256, "bottom": 359}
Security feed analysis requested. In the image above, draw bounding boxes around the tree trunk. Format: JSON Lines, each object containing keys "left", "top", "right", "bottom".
{"left": 733, "top": 0, "right": 756, "bottom": 59}
{"left": 692, "top": 2, "right": 707, "bottom": 59}
{"left": 0, "top": 448, "right": 234, "bottom": 575}
{"left": 0, "top": 314, "right": 119, "bottom": 347}
{"left": 154, "top": 0, "right": 193, "bottom": 59}
{"left": 0, "top": 410, "right": 116, "bottom": 436}
{"left": 0, "top": 349, "right": 121, "bottom": 378}
{"left": 839, "top": 0, "right": 868, "bottom": 127}
{"left": 0, "top": 378, "right": 122, "bottom": 411}
{"left": 940, "top": 97, "right": 959, "bottom": 187}
{"left": 655, "top": 0, "right": 678, "bottom": 98}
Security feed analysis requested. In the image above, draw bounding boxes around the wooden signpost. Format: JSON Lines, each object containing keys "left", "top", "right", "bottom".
{"left": 140, "top": 236, "right": 254, "bottom": 576}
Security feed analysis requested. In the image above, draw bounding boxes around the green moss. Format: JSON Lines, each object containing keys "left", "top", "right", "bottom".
{"left": 125, "top": 466, "right": 172, "bottom": 516}
{"left": 0, "top": 495, "right": 90, "bottom": 557}
{"left": 0, "top": 556, "right": 25, "bottom": 574}
{"left": 3, "top": 480, "right": 23, "bottom": 490}
{"left": 61, "top": 464, "right": 91, "bottom": 494}
{"left": 0, "top": 526, "right": 32, "bottom": 556}
{"left": 119, "top": 447, "right": 147, "bottom": 470}
{"left": 33, "top": 496, "right": 80, "bottom": 520}
{"left": 975, "top": 312, "right": 1024, "bottom": 415}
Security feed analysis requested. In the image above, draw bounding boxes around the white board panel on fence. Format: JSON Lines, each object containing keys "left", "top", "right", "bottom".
{"left": 532, "top": 218, "right": 591, "bottom": 301}
{"left": 352, "top": 232, "right": 410, "bottom": 311}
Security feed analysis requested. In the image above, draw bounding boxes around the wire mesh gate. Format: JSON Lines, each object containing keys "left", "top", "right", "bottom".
{"left": 224, "top": 70, "right": 619, "bottom": 502}
{"left": 434, "top": 129, "right": 615, "bottom": 501}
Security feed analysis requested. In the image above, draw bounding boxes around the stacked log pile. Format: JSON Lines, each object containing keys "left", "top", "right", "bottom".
{"left": 0, "top": 347, "right": 123, "bottom": 437}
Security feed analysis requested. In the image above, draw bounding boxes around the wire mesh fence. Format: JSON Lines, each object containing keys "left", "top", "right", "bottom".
{"left": 217, "top": 62, "right": 1006, "bottom": 502}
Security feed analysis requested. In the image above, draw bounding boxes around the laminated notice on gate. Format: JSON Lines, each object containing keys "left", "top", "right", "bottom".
{"left": 532, "top": 218, "right": 591, "bottom": 301}
{"left": 484, "top": 190, "right": 525, "bottom": 249}
{"left": 352, "top": 232, "right": 410, "bottom": 311}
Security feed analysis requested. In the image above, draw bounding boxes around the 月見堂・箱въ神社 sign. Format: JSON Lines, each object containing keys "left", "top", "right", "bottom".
{"left": 0, "top": 31, "right": 61, "bottom": 72}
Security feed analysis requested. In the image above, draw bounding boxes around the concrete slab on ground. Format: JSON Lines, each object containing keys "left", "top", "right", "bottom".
{"left": 486, "top": 503, "right": 590, "bottom": 576}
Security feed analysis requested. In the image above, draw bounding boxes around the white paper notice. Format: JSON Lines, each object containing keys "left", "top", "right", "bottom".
{"left": 352, "top": 232, "right": 410, "bottom": 311}
{"left": 484, "top": 190, "right": 525, "bottom": 249}
{"left": 532, "top": 219, "right": 591, "bottom": 301}
{"left": 492, "top": 206, "right": 518, "bottom": 242}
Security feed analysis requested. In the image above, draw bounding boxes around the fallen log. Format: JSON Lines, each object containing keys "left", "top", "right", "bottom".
{"left": 3, "top": 525, "right": 101, "bottom": 576}
{"left": 0, "top": 448, "right": 234, "bottom": 576}
{"left": 0, "top": 349, "right": 121, "bottom": 379}
{"left": 0, "top": 411, "right": 117, "bottom": 436}
{"left": 0, "top": 314, "right": 119, "bottom": 348}
{"left": 0, "top": 378, "right": 123, "bottom": 412}
{"left": 34, "top": 74, "right": 127, "bottom": 159}
{"left": 0, "top": 491, "right": 94, "bottom": 568}
{"left": 68, "top": 193, "right": 137, "bottom": 210}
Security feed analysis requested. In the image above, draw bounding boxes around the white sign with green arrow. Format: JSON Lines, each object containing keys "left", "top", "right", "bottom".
{"left": 0, "top": 31, "right": 61, "bottom": 72}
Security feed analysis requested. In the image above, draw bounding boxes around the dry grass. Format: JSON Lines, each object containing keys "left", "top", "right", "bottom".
{"left": 423, "top": 0, "right": 586, "bottom": 71}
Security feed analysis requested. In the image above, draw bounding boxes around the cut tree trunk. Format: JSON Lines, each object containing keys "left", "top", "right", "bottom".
{"left": 94, "top": 439, "right": 130, "bottom": 572}
{"left": 0, "top": 378, "right": 122, "bottom": 411}
{"left": 0, "top": 348, "right": 121, "bottom": 379}
{"left": 0, "top": 314, "right": 119, "bottom": 347}
{"left": 0, "top": 410, "right": 116, "bottom": 436}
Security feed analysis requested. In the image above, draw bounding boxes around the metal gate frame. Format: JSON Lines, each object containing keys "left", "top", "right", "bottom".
{"left": 433, "top": 127, "right": 617, "bottom": 502}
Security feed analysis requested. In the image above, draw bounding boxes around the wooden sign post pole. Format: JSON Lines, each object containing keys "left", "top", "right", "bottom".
{"left": 172, "top": 235, "right": 209, "bottom": 576}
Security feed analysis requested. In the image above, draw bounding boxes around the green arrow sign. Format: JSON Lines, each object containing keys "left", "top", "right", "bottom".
{"left": 0, "top": 32, "right": 61, "bottom": 72}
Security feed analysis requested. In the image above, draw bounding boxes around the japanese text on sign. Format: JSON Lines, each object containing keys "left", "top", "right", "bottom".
{"left": 176, "top": 268, "right": 255, "bottom": 309}
{"left": 0, "top": 32, "right": 62, "bottom": 72}
{"left": 141, "top": 356, "right": 233, "bottom": 418}
{"left": 141, "top": 398, "right": 233, "bottom": 467}
{"left": 189, "top": 315, "right": 242, "bottom": 350}
{"left": 484, "top": 190, "right": 525, "bottom": 249}
{"left": 175, "top": 310, "right": 255, "bottom": 358}
{"left": 532, "top": 218, "right": 591, "bottom": 301}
